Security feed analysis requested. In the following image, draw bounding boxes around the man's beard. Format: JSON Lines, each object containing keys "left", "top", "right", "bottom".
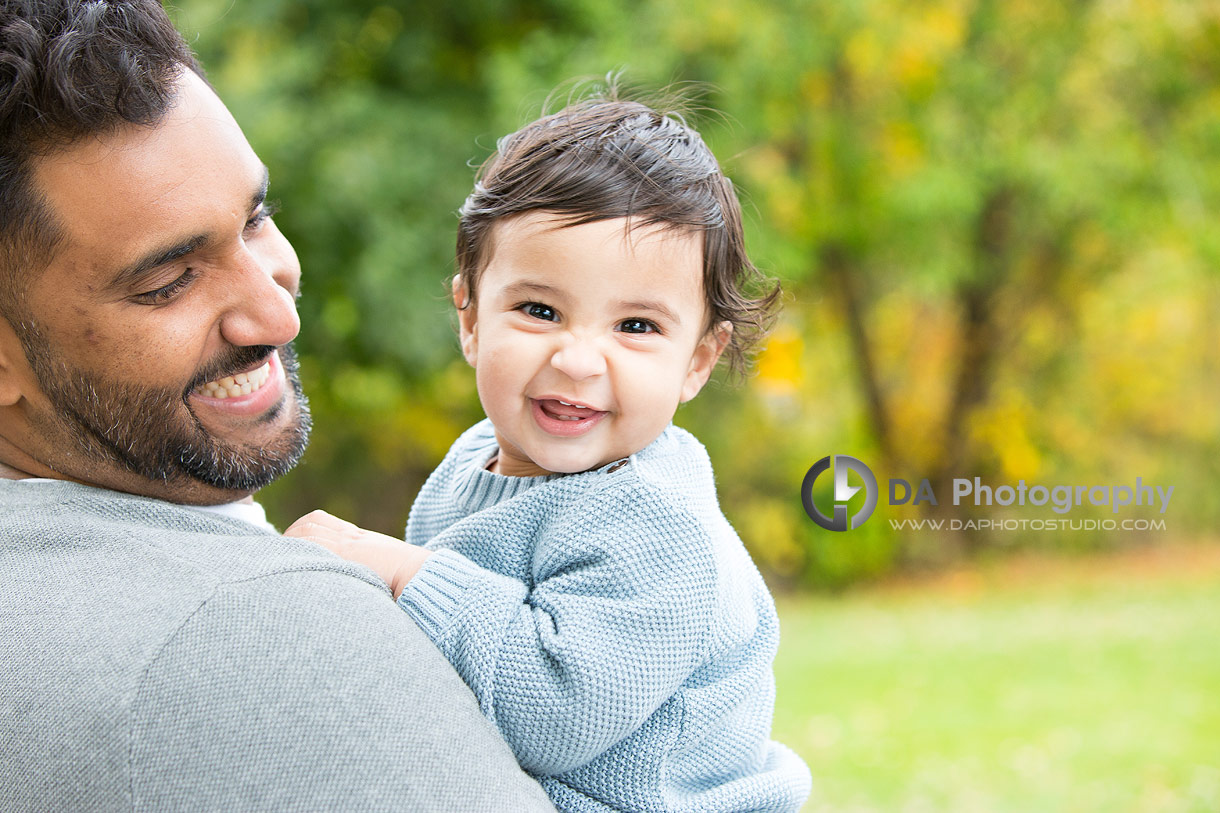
{"left": 20, "top": 329, "right": 311, "bottom": 494}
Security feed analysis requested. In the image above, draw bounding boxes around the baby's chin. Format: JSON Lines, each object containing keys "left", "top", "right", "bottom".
{"left": 523, "top": 448, "right": 620, "bottom": 476}
{"left": 548, "top": 454, "right": 636, "bottom": 476}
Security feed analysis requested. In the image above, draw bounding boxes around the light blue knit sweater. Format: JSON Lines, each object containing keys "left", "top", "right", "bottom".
{"left": 398, "top": 420, "right": 811, "bottom": 812}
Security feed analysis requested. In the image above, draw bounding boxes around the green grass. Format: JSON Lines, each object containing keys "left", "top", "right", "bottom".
{"left": 772, "top": 545, "right": 1220, "bottom": 812}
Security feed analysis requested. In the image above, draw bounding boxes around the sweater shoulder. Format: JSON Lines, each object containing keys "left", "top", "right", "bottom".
{"left": 529, "top": 431, "right": 722, "bottom": 565}
{"left": 0, "top": 481, "right": 555, "bottom": 811}
{"left": 129, "top": 569, "right": 550, "bottom": 807}
{"left": 572, "top": 425, "right": 722, "bottom": 533}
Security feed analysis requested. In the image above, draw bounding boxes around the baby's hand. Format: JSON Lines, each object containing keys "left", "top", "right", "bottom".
{"left": 285, "top": 510, "right": 431, "bottom": 599}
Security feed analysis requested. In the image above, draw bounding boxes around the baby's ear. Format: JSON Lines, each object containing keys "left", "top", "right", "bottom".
{"left": 680, "top": 321, "right": 731, "bottom": 403}
{"left": 452, "top": 278, "right": 478, "bottom": 366}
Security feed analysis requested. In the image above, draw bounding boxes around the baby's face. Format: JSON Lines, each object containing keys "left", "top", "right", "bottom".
{"left": 457, "top": 212, "right": 727, "bottom": 477}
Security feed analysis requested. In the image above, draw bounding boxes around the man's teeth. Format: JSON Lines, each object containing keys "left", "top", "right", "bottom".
{"left": 195, "top": 361, "right": 271, "bottom": 399}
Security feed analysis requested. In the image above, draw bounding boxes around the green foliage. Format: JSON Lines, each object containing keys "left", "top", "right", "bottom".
{"left": 171, "top": 0, "right": 1220, "bottom": 585}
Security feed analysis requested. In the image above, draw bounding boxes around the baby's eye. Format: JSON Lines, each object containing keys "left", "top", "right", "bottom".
{"left": 618, "top": 319, "right": 659, "bottom": 335}
{"left": 521, "top": 303, "right": 557, "bottom": 321}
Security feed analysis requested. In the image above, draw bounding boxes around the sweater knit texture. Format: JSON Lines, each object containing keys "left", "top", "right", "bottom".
{"left": 398, "top": 420, "right": 812, "bottom": 812}
{"left": 0, "top": 479, "right": 554, "bottom": 812}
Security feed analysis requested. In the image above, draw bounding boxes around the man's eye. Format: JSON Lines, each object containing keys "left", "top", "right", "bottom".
{"left": 244, "top": 201, "right": 280, "bottom": 234}
{"left": 132, "top": 269, "right": 199, "bottom": 305}
{"left": 521, "top": 303, "right": 557, "bottom": 321}
{"left": 618, "top": 318, "right": 659, "bottom": 335}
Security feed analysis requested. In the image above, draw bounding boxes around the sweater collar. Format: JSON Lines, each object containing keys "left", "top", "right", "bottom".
{"left": 445, "top": 419, "right": 683, "bottom": 514}
{"left": 449, "top": 421, "right": 558, "bottom": 513}
{"left": 0, "top": 477, "right": 278, "bottom": 536}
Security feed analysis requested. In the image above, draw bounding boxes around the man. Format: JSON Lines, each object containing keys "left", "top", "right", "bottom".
{"left": 0, "top": 1, "right": 554, "bottom": 809}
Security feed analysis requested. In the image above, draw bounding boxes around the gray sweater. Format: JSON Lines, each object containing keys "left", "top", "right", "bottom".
{"left": 0, "top": 479, "right": 554, "bottom": 812}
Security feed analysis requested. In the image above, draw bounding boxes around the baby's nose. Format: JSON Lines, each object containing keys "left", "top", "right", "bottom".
{"left": 550, "top": 338, "right": 607, "bottom": 380}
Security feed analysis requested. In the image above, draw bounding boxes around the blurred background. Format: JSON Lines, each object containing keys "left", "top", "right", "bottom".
{"left": 171, "top": 1, "right": 1219, "bottom": 809}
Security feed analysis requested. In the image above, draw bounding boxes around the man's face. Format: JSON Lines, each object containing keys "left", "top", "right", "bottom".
{"left": 1, "top": 71, "right": 310, "bottom": 503}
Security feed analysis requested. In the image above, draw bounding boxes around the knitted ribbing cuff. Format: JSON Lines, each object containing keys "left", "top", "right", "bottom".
{"left": 396, "top": 548, "right": 527, "bottom": 644}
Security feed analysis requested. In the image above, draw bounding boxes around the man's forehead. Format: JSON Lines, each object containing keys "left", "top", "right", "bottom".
{"left": 30, "top": 72, "right": 266, "bottom": 279}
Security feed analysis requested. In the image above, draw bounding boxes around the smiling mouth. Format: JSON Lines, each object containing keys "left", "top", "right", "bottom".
{"left": 193, "top": 361, "right": 272, "bottom": 399}
{"left": 538, "top": 399, "right": 602, "bottom": 420}
{"left": 531, "top": 398, "right": 606, "bottom": 438}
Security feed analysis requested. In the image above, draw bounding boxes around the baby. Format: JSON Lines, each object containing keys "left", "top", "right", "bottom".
{"left": 288, "top": 96, "right": 811, "bottom": 812}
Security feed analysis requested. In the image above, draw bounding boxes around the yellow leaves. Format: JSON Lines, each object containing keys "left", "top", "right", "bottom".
{"left": 846, "top": 28, "right": 884, "bottom": 80}
{"left": 743, "top": 145, "right": 786, "bottom": 182}
{"left": 664, "top": 0, "right": 742, "bottom": 52}
{"left": 214, "top": 28, "right": 272, "bottom": 94}
{"left": 892, "top": 43, "right": 936, "bottom": 90}
{"left": 325, "top": 364, "right": 468, "bottom": 469}
{"left": 871, "top": 295, "right": 953, "bottom": 465}
{"left": 881, "top": 120, "right": 924, "bottom": 176}
{"left": 970, "top": 392, "right": 1043, "bottom": 482}
{"left": 736, "top": 497, "right": 808, "bottom": 578}
{"left": 844, "top": 3, "right": 966, "bottom": 97}
{"left": 1084, "top": 264, "right": 1201, "bottom": 438}
{"left": 756, "top": 322, "right": 806, "bottom": 397}
{"left": 893, "top": 6, "right": 965, "bottom": 91}
{"left": 802, "top": 71, "right": 831, "bottom": 108}
{"left": 743, "top": 145, "right": 807, "bottom": 236}
{"left": 924, "top": 5, "right": 967, "bottom": 49}
{"left": 705, "top": 1, "right": 742, "bottom": 44}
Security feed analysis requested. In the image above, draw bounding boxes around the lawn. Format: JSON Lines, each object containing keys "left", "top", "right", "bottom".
{"left": 772, "top": 543, "right": 1220, "bottom": 812}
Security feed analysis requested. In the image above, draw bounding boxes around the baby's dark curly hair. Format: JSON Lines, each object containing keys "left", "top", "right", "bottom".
{"left": 456, "top": 92, "right": 779, "bottom": 378}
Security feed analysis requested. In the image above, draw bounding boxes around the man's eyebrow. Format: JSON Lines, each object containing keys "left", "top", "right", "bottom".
{"left": 109, "top": 234, "right": 208, "bottom": 291}
{"left": 250, "top": 166, "right": 270, "bottom": 212}
{"left": 109, "top": 167, "right": 271, "bottom": 291}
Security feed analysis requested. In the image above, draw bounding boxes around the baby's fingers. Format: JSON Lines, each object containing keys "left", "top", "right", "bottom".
{"left": 284, "top": 509, "right": 362, "bottom": 541}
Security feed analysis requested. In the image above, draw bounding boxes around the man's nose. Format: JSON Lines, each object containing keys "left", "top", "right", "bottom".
{"left": 550, "top": 335, "right": 608, "bottom": 381}
{"left": 218, "top": 243, "right": 301, "bottom": 348}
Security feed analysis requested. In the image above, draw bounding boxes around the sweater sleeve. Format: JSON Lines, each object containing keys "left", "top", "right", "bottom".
{"left": 396, "top": 480, "right": 719, "bottom": 776}
{"left": 129, "top": 568, "right": 556, "bottom": 812}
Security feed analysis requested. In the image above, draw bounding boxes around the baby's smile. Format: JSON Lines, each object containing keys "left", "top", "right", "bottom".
{"left": 531, "top": 398, "right": 607, "bottom": 437}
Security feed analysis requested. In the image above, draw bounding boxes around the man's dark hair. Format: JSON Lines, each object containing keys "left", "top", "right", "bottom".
{"left": 456, "top": 93, "right": 780, "bottom": 377}
{"left": 0, "top": 0, "right": 200, "bottom": 319}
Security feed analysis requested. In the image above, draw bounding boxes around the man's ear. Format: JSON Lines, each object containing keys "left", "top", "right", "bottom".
{"left": 452, "top": 277, "right": 478, "bottom": 367}
{"left": 680, "top": 321, "right": 732, "bottom": 403}
{"left": 0, "top": 316, "right": 30, "bottom": 407}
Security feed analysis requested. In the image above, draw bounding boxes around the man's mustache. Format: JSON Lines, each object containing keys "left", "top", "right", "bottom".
{"left": 186, "top": 345, "right": 278, "bottom": 393}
